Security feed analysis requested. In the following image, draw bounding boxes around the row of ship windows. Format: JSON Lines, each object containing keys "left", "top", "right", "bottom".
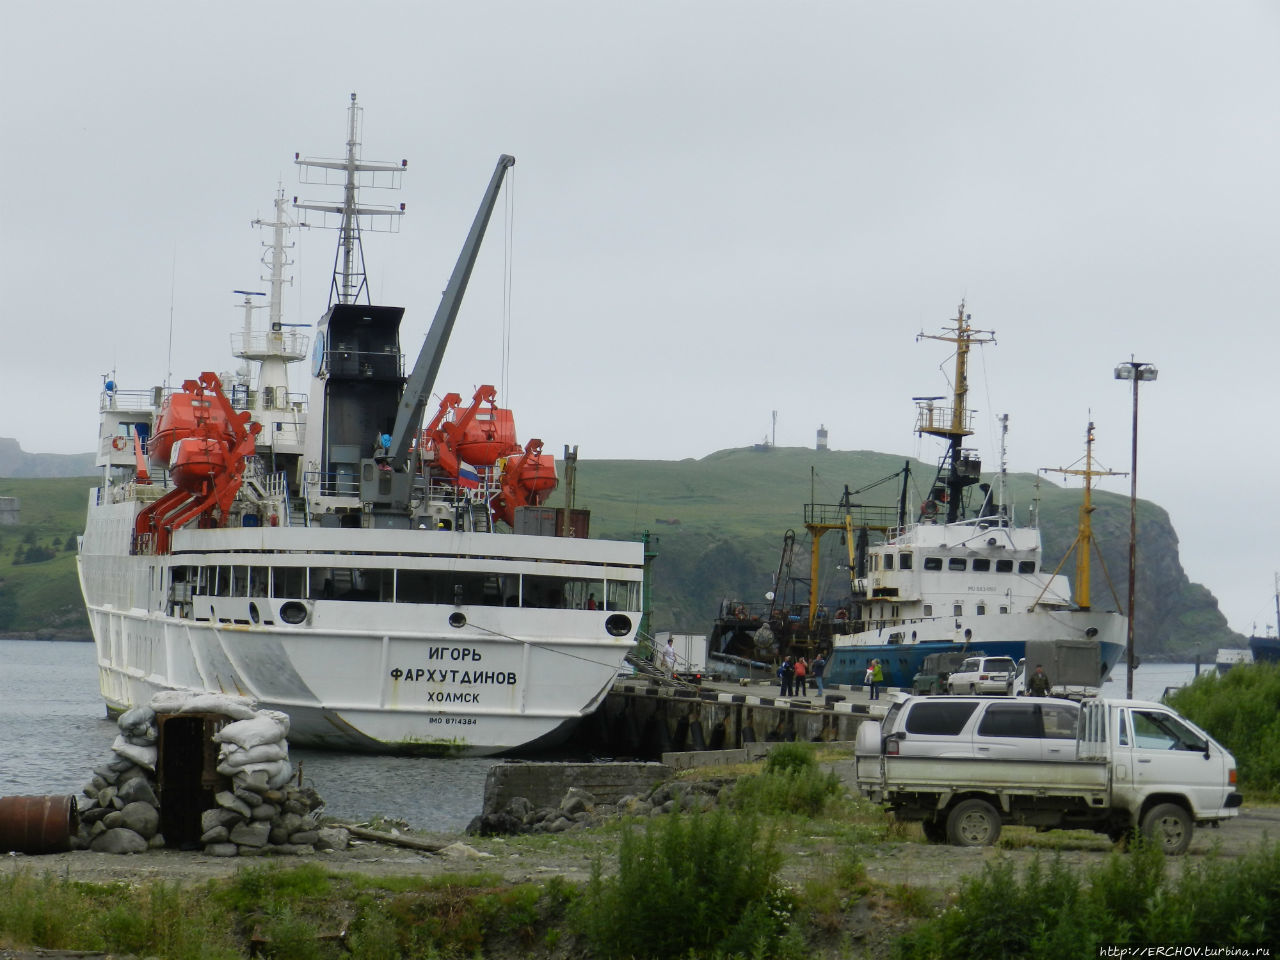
{"left": 877, "top": 603, "right": 1012, "bottom": 619}
{"left": 875, "top": 554, "right": 1038, "bottom": 574}
{"left": 157, "top": 564, "right": 642, "bottom": 611}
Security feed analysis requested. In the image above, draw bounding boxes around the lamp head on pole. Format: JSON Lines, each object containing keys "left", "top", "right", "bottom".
{"left": 1114, "top": 361, "right": 1158, "bottom": 382}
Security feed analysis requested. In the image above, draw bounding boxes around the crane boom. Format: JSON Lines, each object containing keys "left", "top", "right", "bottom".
{"left": 388, "top": 154, "right": 515, "bottom": 465}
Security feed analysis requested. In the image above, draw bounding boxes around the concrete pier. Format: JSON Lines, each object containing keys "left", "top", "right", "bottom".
{"left": 584, "top": 677, "right": 884, "bottom": 759}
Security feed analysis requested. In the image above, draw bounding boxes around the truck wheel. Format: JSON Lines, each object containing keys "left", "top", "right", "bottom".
{"left": 946, "top": 799, "right": 1002, "bottom": 846}
{"left": 969, "top": 684, "right": 977, "bottom": 695}
{"left": 1141, "top": 803, "right": 1192, "bottom": 855}
{"left": 921, "top": 816, "right": 947, "bottom": 843}
{"left": 928, "top": 681, "right": 939, "bottom": 696}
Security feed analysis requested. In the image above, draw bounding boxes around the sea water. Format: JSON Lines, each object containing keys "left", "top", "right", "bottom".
{"left": 0, "top": 638, "right": 497, "bottom": 833}
{"left": 0, "top": 639, "right": 1210, "bottom": 832}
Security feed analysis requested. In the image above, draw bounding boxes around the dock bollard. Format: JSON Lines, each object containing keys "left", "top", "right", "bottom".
{"left": 0, "top": 795, "right": 80, "bottom": 854}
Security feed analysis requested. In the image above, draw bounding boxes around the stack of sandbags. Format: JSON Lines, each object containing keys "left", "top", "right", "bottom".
{"left": 75, "top": 703, "right": 165, "bottom": 853}
{"left": 198, "top": 770, "right": 331, "bottom": 857}
{"left": 213, "top": 711, "right": 293, "bottom": 789}
{"left": 200, "top": 709, "right": 332, "bottom": 857}
{"left": 75, "top": 692, "right": 340, "bottom": 857}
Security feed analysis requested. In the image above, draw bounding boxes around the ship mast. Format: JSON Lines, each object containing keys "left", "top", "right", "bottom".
{"left": 1039, "top": 421, "right": 1126, "bottom": 609}
{"left": 915, "top": 303, "right": 996, "bottom": 524}
{"left": 293, "top": 92, "right": 407, "bottom": 306}
{"left": 232, "top": 190, "right": 310, "bottom": 413}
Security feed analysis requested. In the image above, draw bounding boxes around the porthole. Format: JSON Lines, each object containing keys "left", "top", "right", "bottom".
{"left": 249, "top": 602, "right": 260, "bottom": 625}
{"left": 279, "top": 601, "right": 309, "bottom": 625}
{"left": 449, "top": 612, "right": 467, "bottom": 629}
{"left": 605, "top": 614, "right": 632, "bottom": 638}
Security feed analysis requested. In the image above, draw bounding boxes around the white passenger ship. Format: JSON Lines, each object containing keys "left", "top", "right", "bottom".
{"left": 77, "top": 96, "right": 644, "bottom": 755}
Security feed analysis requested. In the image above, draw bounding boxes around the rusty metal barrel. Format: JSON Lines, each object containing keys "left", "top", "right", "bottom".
{"left": 0, "top": 795, "right": 79, "bottom": 854}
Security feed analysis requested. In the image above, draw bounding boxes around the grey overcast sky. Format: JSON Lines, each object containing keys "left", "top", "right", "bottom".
{"left": 2, "top": 2, "right": 1278, "bottom": 637}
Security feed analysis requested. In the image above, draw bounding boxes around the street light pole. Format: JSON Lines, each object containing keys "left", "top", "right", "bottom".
{"left": 1114, "top": 358, "right": 1157, "bottom": 698}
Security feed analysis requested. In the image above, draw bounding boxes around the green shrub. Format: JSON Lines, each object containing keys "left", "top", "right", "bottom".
{"left": 575, "top": 806, "right": 794, "bottom": 959}
{"left": 895, "top": 839, "right": 1280, "bottom": 959}
{"left": 729, "top": 742, "right": 843, "bottom": 818}
{"left": 764, "top": 741, "right": 819, "bottom": 776}
{"left": 1166, "top": 662, "right": 1280, "bottom": 793}
{"left": 0, "top": 872, "right": 240, "bottom": 960}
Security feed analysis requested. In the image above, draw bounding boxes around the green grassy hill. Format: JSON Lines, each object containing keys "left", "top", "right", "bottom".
{"left": 0, "top": 476, "right": 96, "bottom": 637}
{"left": 574, "top": 446, "right": 1237, "bottom": 661}
{"left": 0, "top": 447, "right": 1238, "bottom": 660}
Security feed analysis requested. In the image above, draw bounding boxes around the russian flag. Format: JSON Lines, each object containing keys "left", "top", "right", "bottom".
{"left": 457, "top": 461, "right": 481, "bottom": 489}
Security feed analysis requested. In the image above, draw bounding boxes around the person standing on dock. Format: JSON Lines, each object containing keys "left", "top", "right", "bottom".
{"left": 1028, "top": 664, "right": 1051, "bottom": 696}
{"left": 868, "top": 659, "right": 883, "bottom": 700}
{"left": 794, "top": 656, "right": 808, "bottom": 696}
{"left": 779, "top": 656, "right": 794, "bottom": 697}
{"left": 813, "top": 653, "right": 826, "bottom": 696}
{"left": 662, "top": 637, "right": 678, "bottom": 677}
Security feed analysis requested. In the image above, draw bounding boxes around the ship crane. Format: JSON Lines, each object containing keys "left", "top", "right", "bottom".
{"left": 384, "top": 155, "right": 516, "bottom": 474}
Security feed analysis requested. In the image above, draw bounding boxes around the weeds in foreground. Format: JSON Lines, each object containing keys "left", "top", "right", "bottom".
{"left": 995, "top": 826, "right": 1114, "bottom": 852}
{"left": 799, "top": 841, "right": 870, "bottom": 935}
{"left": 0, "top": 871, "right": 240, "bottom": 960}
{"left": 729, "top": 741, "right": 844, "bottom": 817}
{"left": 575, "top": 805, "right": 799, "bottom": 959}
{"left": 895, "top": 838, "right": 1280, "bottom": 959}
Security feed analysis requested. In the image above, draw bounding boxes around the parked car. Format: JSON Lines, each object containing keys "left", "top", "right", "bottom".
{"left": 947, "top": 656, "right": 1017, "bottom": 695}
{"left": 910, "top": 651, "right": 975, "bottom": 695}
{"left": 871, "top": 694, "right": 1081, "bottom": 760}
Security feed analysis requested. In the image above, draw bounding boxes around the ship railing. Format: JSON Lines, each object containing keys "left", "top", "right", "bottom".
{"left": 302, "top": 469, "right": 359, "bottom": 500}
{"left": 914, "top": 403, "right": 975, "bottom": 436}
{"left": 101, "top": 479, "right": 168, "bottom": 507}
{"left": 803, "top": 502, "right": 898, "bottom": 531}
{"left": 230, "top": 329, "right": 311, "bottom": 362}
{"left": 225, "top": 385, "right": 309, "bottom": 417}
{"left": 241, "top": 459, "right": 292, "bottom": 505}
{"left": 100, "top": 387, "right": 161, "bottom": 413}
{"left": 258, "top": 417, "right": 306, "bottom": 447}
{"left": 322, "top": 345, "right": 404, "bottom": 380}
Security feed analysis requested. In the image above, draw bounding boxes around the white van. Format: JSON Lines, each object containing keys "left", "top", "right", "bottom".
{"left": 868, "top": 695, "right": 1080, "bottom": 761}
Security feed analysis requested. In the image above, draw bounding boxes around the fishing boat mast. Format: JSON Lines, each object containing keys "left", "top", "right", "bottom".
{"left": 1040, "top": 422, "right": 1126, "bottom": 610}
{"left": 915, "top": 303, "right": 997, "bottom": 524}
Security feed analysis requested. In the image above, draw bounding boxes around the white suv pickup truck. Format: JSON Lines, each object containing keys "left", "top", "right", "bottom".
{"left": 855, "top": 696, "right": 1242, "bottom": 853}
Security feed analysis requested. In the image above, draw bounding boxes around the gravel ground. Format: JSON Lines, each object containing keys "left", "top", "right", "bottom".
{"left": 4, "top": 788, "right": 1276, "bottom": 893}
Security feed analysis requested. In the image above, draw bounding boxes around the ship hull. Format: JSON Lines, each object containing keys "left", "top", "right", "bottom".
{"left": 825, "top": 610, "right": 1126, "bottom": 689}
{"left": 1248, "top": 635, "right": 1280, "bottom": 664}
{"left": 79, "top": 498, "right": 641, "bottom": 756}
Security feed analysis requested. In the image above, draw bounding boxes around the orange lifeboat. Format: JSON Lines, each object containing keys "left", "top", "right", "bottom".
{"left": 149, "top": 391, "right": 236, "bottom": 473}
{"left": 492, "top": 439, "right": 558, "bottom": 527}
{"left": 456, "top": 407, "right": 518, "bottom": 467}
{"left": 169, "top": 436, "right": 231, "bottom": 492}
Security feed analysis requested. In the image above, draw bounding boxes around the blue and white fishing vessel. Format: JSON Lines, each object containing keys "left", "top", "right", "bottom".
{"left": 713, "top": 305, "right": 1127, "bottom": 689}
{"left": 825, "top": 307, "right": 1125, "bottom": 687}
